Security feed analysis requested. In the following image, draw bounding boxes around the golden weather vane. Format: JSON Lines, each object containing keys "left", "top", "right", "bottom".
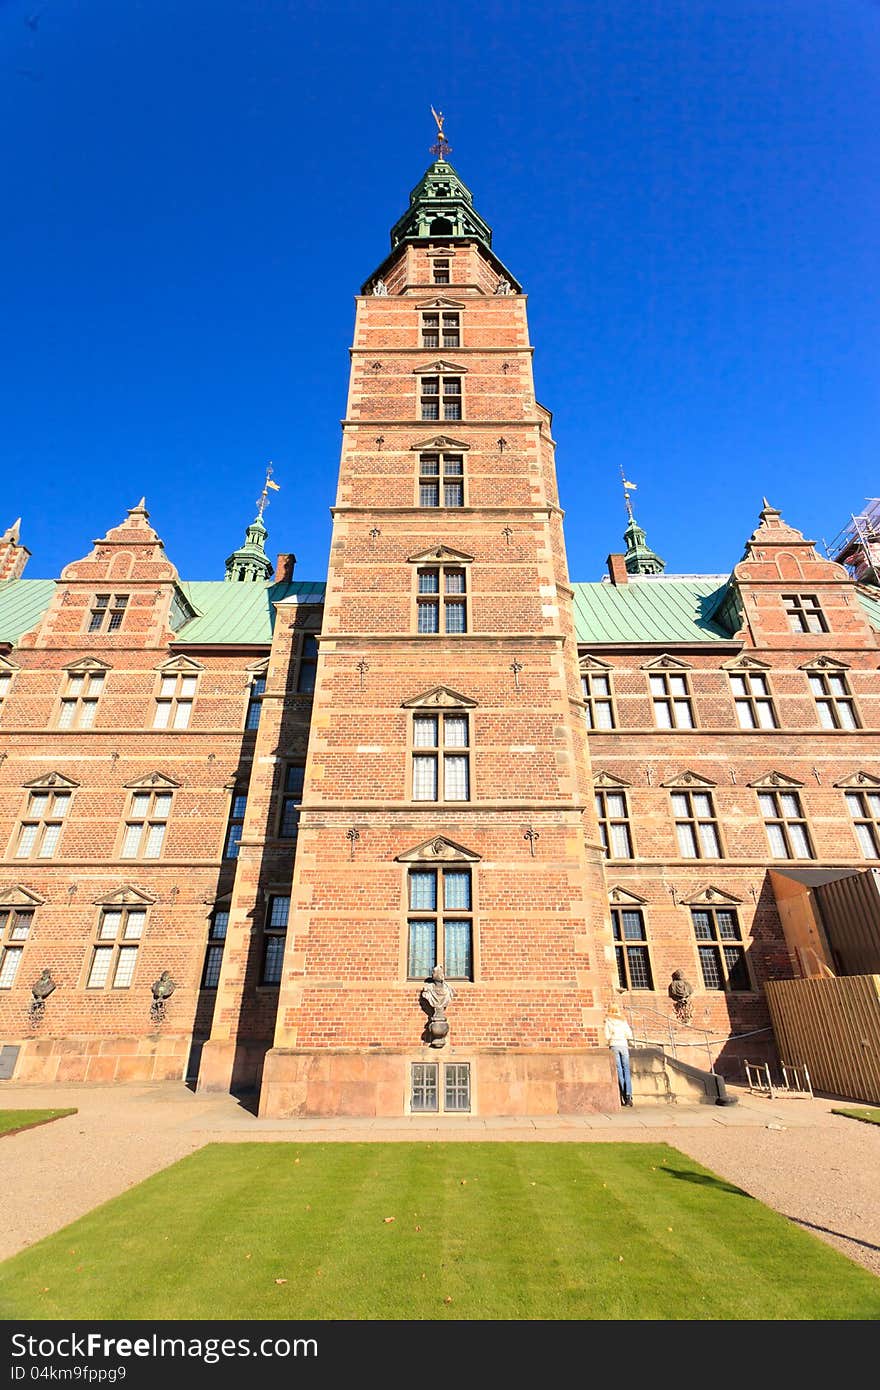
{"left": 430, "top": 106, "right": 452, "bottom": 160}
{"left": 256, "top": 462, "right": 281, "bottom": 519}
{"left": 620, "top": 466, "right": 638, "bottom": 523}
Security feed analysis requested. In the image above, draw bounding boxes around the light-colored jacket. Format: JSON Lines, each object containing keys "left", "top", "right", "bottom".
{"left": 604, "top": 1016, "right": 633, "bottom": 1050}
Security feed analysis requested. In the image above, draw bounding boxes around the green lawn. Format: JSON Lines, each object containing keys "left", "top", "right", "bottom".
{"left": 0, "top": 1143, "right": 877, "bottom": 1320}
{"left": 832, "top": 1107, "right": 880, "bottom": 1127}
{"left": 0, "top": 1108, "right": 77, "bottom": 1137}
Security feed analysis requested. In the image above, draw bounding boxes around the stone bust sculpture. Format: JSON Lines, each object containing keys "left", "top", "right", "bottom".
{"left": 421, "top": 965, "right": 455, "bottom": 1048}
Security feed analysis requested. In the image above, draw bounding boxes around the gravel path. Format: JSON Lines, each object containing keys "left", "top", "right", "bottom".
{"left": 1, "top": 1083, "right": 877, "bottom": 1282}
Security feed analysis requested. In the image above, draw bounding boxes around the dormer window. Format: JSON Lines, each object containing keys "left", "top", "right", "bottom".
{"left": 88, "top": 594, "right": 128, "bottom": 634}
{"left": 433, "top": 258, "right": 450, "bottom": 285}
{"left": 783, "top": 593, "right": 827, "bottom": 634}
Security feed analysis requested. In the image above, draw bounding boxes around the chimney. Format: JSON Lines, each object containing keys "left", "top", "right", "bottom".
{"left": 275, "top": 552, "right": 297, "bottom": 584}
{"left": 0, "top": 520, "right": 29, "bottom": 582}
{"left": 606, "top": 553, "right": 628, "bottom": 586}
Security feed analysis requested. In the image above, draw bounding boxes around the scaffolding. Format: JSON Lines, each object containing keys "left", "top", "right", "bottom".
{"left": 825, "top": 499, "right": 880, "bottom": 585}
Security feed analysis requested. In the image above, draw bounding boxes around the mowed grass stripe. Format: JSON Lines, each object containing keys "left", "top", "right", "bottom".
{"left": 0, "top": 1143, "right": 877, "bottom": 1321}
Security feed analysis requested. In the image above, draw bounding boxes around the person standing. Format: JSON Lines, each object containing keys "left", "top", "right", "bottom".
{"left": 604, "top": 1006, "right": 634, "bottom": 1106}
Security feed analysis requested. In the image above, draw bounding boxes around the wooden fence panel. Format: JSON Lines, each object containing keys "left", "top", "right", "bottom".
{"left": 765, "top": 975, "right": 880, "bottom": 1105}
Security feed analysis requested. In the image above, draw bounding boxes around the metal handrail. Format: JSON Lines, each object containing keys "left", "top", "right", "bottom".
{"left": 619, "top": 998, "right": 718, "bottom": 1072}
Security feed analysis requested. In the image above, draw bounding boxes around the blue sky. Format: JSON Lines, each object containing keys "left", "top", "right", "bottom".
{"left": 2, "top": 0, "right": 878, "bottom": 582}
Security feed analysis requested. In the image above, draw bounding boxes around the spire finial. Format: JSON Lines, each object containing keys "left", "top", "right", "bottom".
{"left": 620, "top": 468, "right": 637, "bottom": 523}
{"left": 256, "top": 462, "right": 281, "bottom": 519}
{"left": 430, "top": 106, "right": 452, "bottom": 161}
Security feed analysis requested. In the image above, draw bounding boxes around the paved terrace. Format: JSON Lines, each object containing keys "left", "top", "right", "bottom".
{"left": 1, "top": 1082, "right": 878, "bottom": 1278}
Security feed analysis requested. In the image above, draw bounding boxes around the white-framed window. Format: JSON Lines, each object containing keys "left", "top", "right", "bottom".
{"left": 671, "top": 789, "right": 722, "bottom": 858}
{"left": 154, "top": 671, "right": 197, "bottom": 729}
{"left": 582, "top": 671, "right": 615, "bottom": 729}
{"left": 121, "top": 790, "right": 173, "bottom": 859}
{"left": 595, "top": 789, "right": 633, "bottom": 859}
{"left": 783, "top": 593, "right": 827, "bottom": 634}
{"left": 407, "top": 867, "right": 473, "bottom": 980}
{"left": 0, "top": 666, "right": 16, "bottom": 719}
{"left": 418, "top": 452, "right": 464, "bottom": 508}
{"left": 58, "top": 670, "right": 105, "bottom": 729}
{"left": 412, "top": 713, "right": 470, "bottom": 802}
{"left": 87, "top": 593, "right": 128, "bottom": 633}
{"left": 758, "top": 789, "right": 814, "bottom": 860}
{"left": 421, "top": 311, "right": 460, "bottom": 349}
{"left": 808, "top": 671, "right": 858, "bottom": 730}
{"left": 86, "top": 906, "right": 146, "bottom": 989}
{"left": 0, "top": 907, "right": 33, "bottom": 989}
{"left": 649, "top": 672, "right": 695, "bottom": 728}
{"left": 845, "top": 790, "right": 880, "bottom": 859}
{"left": 420, "top": 375, "right": 461, "bottom": 421}
{"left": 417, "top": 566, "right": 467, "bottom": 634}
{"left": 411, "top": 1061, "right": 471, "bottom": 1113}
{"left": 730, "top": 671, "right": 777, "bottom": 729}
{"left": 16, "top": 789, "right": 71, "bottom": 859}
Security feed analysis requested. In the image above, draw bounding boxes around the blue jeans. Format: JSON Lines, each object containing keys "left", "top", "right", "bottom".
{"left": 612, "top": 1046, "right": 632, "bottom": 1103}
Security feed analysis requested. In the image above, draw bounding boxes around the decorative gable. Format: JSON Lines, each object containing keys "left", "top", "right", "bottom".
{"left": 797, "top": 655, "right": 850, "bottom": 672}
{"left": 414, "top": 297, "right": 467, "bottom": 311}
{"left": 721, "top": 654, "right": 771, "bottom": 672}
{"left": 406, "top": 544, "right": 474, "bottom": 565}
{"left": 0, "top": 655, "right": 21, "bottom": 673}
{"left": 661, "top": 770, "right": 717, "bottom": 789}
{"left": 579, "top": 655, "right": 615, "bottom": 672}
{"left": 0, "top": 885, "right": 45, "bottom": 908}
{"left": 640, "top": 654, "right": 693, "bottom": 672}
{"left": 92, "top": 884, "right": 157, "bottom": 908}
{"left": 401, "top": 686, "right": 477, "bottom": 710}
{"left": 123, "top": 771, "right": 181, "bottom": 791}
{"left": 412, "top": 359, "right": 468, "bottom": 376}
{"left": 608, "top": 885, "right": 648, "bottom": 906}
{"left": 680, "top": 885, "right": 743, "bottom": 907}
{"left": 155, "top": 654, "right": 205, "bottom": 673}
{"left": 22, "top": 772, "right": 80, "bottom": 791}
{"left": 593, "top": 770, "right": 631, "bottom": 789}
{"left": 396, "top": 836, "right": 481, "bottom": 864}
{"left": 409, "top": 435, "right": 470, "bottom": 452}
{"left": 748, "top": 771, "right": 804, "bottom": 790}
{"left": 833, "top": 771, "right": 880, "bottom": 790}
{"left": 62, "top": 656, "right": 112, "bottom": 674}
{"left": 245, "top": 657, "right": 270, "bottom": 675}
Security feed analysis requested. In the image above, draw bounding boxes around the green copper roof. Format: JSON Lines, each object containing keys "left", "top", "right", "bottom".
{"left": 572, "top": 577, "right": 735, "bottom": 645}
{"left": 225, "top": 514, "right": 273, "bottom": 583}
{"left": 176, "top": 580, "right": 325, "bottom": 644}
{"left": 0, "top": 579, "right": 56, "bottom": 643}
{"left": 623, "top": 514, "right": 666, "bottom": 576}
{"left": 390, "top": 160, "right": 493, "bottom": 251}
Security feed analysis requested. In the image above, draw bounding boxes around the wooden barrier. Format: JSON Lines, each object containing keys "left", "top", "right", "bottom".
{"left": 765, "top": 975, "right": 880, "bottom": 1105}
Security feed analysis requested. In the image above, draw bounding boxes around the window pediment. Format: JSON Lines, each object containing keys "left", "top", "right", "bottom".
{"left": 156, "top": 654, "right": 205, "bottom": 673}
{"left": 608, "top": 885, "right": 647, "bottom": 906}
{"left": 62, "top": 656, "right": 112, "bottom": 674}
{"left": 409, "top": 435, "right": 470, "bottom": 452}
{"left": 593, "top": 770, "right": 631, "bottom": 789}
{"left": 798, "top": 655, "right": 850, "bottom": 672}
{"left": 721, "top": 654, "right": 771, "bottom": 672}
{"left": 23, "top": 772, "right": 80, "bottom": 791}
{"left": 833, "top": 770, "right": 880, "bottom": 790}
{"left": 402, "top": 685, "right": 477, "bottom": 710}
{"left": 412, "top": 360, "right": 468, "bottom": 376}
{"left": 748, "top": 770, "right": 803, "bottom": 790}
{"left": 579, "top": 654, "right": 615, "bottom": 672}
{"left": 681, "top": 884, "right": 742, "bottom": 907}
{"left": 407, "top": 544, "right": 474, "bottom": 565}
{"left": 0, "top": 655, "right": 20, "bottom": 673}
{"left": 92, "top": 884, "right": 157, "bottom": 908}
{"left": 396, "top": 836, "right": 481, "bottom": 864}
{"left": 641, "top": 654, "right": 693, "bottom": 671}
{"left": 123, "top": 771, "right": 181, "bottom": 791}
{"left": 0, "top": 884, "right": 45, "bottom": 908}
{"left": 415, "top": 297, "right": 467, "bottom": 311}
{"left": 661, "top": 770, "right": 717, "bottom": 789}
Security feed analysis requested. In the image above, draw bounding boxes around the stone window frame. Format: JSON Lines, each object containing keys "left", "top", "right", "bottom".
{"left": 0, "top": 657, "right": 20, "bottom": 722}
{"left": 782, "top": 592, "right": 828, "bottom": 635}
{"left": 431, "top": 256, "right": 451, "bottom": 285}
{"left": 593, "top": 775, "right": 634, "bottom": 860}
{"left": 244, "top": 660, "right": 269, "bottom": 731}
{"left": 405, "top": 864, "right": 475, "bottom": 982}
{"left": 0, "top": 892, "right": 38, "bottom": 990}
{"left": 413, "top": 361, "right": 467, "bottom": 423}
{"left": 835, "top": 774, "right": 880, "bottom": 860}
{"left": 416, "top": 450, "right": 466, "bottom": 509}
{"left": 580, "top": 657, "right": 617, "bottom": 730}
{"left": 610, "top": 905, "right": 655, "bottom": 991}
{"left": 13, "top": 775, "right": 78, "bottom": 860}
{"left": 201, "top": 899, "right": 230, "bottom": 990}
{"left": 260, "top": 893, "right": 291, "bottom": 986}
{"left": 55, "top": 660, "right": 111, "bottom": 731}
{"left": 410, "top": 709, "right": 472, "bottom": 805}
{"left": 396, "top": 836, "right": 481, "bottom": 985}
{"left": 86, "top": 592, "right": 129, "bottom": 634}
{"left": 85, "top": 903, "right": 148, "bottom": 991}
{"left": 277, "top": 763, "right": 305, "bottom": 840}
{"left": 408, "top": 548, "right": 474, "bottom": 637}
{"left": 689, "top": 905, "right": 752, "bottom": 993}
{"left": 152, "top": 658, "right": 203, "bottom": 731}
{"left": 726, "top": 665, "right": 778, "bottom": 730}
{"left": 223, "top": 789, "right": 248, "bottom": 860}
{"left": 293, "top": 633, "right": 319, "bottom": 694}
{"left": 641, "top": 657, "right": 696, "bottom": 730}
{"left": 420, "top": 309, "right": 461, "bottom": 351}
{"left": 750, "top": 775, "right": 814, "bottom": 861}
{"left": 799, "top": 658, "right": 860, "bottom": 731}
{"left": 409, "top": 1060, "right": 472, "bottom": 1113}
{"left": 119, "top": 776, "right": 178, "bottom": 861}
{"left": 664, "top": 778, "right": 724, "bottom": 860}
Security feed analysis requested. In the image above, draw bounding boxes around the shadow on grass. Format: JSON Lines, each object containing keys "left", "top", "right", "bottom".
{"left": 790, "top": 1218, "right": 880, "bottom": 1254}
{"left": 659, "top": 1166, "right": 754, "bottom": 1199}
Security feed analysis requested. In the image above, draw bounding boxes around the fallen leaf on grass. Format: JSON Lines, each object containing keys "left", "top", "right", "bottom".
{"left": 460, "top": 1179, "right": 468, "bottom": 1186}
{"left": 443, "top": 1296, "right": 453, "bottom": 1304}
{"left": 415, "top": 1225, "right": 422, "bottom": 1232}
{"left": 383, "top": 1217, "right": 396, "bottom": 1224}
{"left": 275, "top": 1278, "right": 288, "bottom": 1285}
{"left": 244, "top": 1254, "right": 252, "bottom": 1261}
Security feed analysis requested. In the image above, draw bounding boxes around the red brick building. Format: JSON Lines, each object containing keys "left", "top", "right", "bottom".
{"left": 1, "top": 157, "right": 878, "bottom": 1112}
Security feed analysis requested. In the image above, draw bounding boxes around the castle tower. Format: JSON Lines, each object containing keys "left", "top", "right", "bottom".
{"left": 259, "top": 139, "right": 618, "bottom": 1116}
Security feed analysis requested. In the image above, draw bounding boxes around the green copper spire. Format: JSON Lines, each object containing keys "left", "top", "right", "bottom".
{"left": 389, "top": 158, "right": 494, "bottom": 251}
{"left": 623, "top": 512, "right": 666, "bottom": 576}
{"left": 224, "top": 514, "right": 273, "bottom": 583}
